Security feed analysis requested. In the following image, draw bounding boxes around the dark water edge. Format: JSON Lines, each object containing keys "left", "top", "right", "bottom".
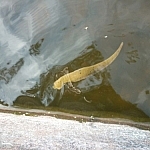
{"left": 11, "top": 81, "right": 149, "bottom": 121}
{"left": 3, "top": 90, "right": 149, "bottom": 122}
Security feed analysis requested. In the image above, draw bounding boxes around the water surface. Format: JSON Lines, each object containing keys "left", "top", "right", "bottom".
{"left": 0, "top": 0, "right": 150, "bottom": 117}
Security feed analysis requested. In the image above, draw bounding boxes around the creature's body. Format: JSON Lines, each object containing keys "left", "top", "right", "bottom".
{"left": 53, "top": 42, "right": 123, "bottom": 90}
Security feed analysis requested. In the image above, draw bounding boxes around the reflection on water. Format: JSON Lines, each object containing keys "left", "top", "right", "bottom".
{"left": 0, "top": 0, "right": 150, "bottom": 118}
{"left": 126, "top": 49, "right": 140, "bottom": 64}
{"left": 29, "top": 38, "right": 44, "bottom": 56}
{"left": 0, "top": 58, "right": 24, "bottom": 83}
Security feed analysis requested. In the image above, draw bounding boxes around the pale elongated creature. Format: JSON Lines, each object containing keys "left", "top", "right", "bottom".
{"left": 53, "top": 42, "right": 123, "bottom": 90}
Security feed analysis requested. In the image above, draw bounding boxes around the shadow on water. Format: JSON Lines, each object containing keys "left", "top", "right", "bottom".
{"left": 12, "top": 43, "right": 149, "bottom": 120}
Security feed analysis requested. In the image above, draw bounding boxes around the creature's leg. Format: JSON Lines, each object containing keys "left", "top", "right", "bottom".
{"left": 60, "top": 67, "right": 81, "bottom": 94}
{"left": 57, "top": 67, "right": 92, "bottom": 103}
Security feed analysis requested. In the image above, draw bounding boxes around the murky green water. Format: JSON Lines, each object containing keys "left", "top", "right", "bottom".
{"left": 0, "top": 0, "right": 150, "bottom": 118}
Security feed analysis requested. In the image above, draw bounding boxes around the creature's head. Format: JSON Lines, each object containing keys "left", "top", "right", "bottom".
{"left": 53, "top": 78, "right": 64, "bottom": 90}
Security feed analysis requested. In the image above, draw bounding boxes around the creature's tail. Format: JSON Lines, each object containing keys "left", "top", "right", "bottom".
{"left": 94, "top": 42, "right": 123, "bottom": 71}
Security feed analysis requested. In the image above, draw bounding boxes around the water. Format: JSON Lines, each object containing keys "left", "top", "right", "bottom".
{"left": 0, "top": 0, "right": 150, "bottom": 117}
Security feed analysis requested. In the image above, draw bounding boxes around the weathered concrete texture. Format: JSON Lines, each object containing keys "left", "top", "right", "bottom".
{"left": 0, "top": 112, "right": 150, "bottom": 149}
